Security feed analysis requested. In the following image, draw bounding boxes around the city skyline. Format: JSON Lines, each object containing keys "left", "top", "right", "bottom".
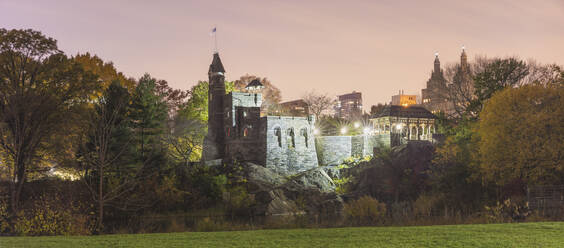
{"left": 1, "top": 0, "right": 563, "bottom": 110}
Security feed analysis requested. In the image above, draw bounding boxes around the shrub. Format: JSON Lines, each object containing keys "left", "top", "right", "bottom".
{"left": 224, "top": 186, "right": 255, "bottom": 217}
{"left": 0, "top": 200, "right": 9, "bottom": 233}
{"left": 413, "top": 193, "right": 440, "bottom": 218}
{"left": 344, "top": 196, "right": 387, "bottom": 226}
{"left": 484, "top": 198, "right": 530, "bottom": 223}
{"left": 13, "top": 195, "right": 91, "bottom": 236}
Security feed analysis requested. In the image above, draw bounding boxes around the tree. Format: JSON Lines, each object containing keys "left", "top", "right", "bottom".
{"left": 472, "top": 57, "right": 529, "bottom": 114}
{"left": 370, "top": 103, "right": 388, "bottom": 117}
{"left": 78, "top": 81, "right": 137, "bottom": 231}
{"left": 130, "top": 74, "right": 168, "bottom": 158}
{"left": 155, "top": 79, "right": 189, "bottom": 119}
{"left": 233, "top": 74, "right": 281, "bottom": 115}
{"left": 178, "top": 80, "right": 235, "bottom": 124}
{"left": 302, "top": 91, "right": 335, "bottom": 118}
{"left": 477, "top": 83, "right": 564, "bottom": 186}
{"left": 167, "top": 117, "right": 205, "bottom": 165}
{"left": 73, "top": 53, "right": 136, "bottom": 93}
{"left": 0, "top": 29, "right": 98, "bottom": 213}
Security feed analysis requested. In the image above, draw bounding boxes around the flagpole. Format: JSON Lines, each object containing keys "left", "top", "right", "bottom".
{"left": 214, "top": 29, "right": 218, "bottom": 53}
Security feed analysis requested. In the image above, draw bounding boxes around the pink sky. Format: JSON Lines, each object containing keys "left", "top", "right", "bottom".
{"left": 1, "top": 0, "right": 563, "bottom": 110}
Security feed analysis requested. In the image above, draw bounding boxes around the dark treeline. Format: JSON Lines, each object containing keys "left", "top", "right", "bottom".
{"left": 0, "top": 28, "right": 563, "bottom": 236}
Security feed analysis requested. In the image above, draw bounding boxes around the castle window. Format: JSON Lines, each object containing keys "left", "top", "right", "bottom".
{"left": 287, "top": 128, "right": 295, "bottom": 148}
{"left": 301, "top": 128, "right": 308, "bottom": 148}
{"left": 226, "top": 127, "right": 231, "bottom": 137}
{"left": 274, "top": 127, "right": 282, "bottom": 147}
{"left": 243, "top": 128, "right": 248, "bottom": 137}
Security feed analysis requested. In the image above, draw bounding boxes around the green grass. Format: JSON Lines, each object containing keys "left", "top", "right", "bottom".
{"left": 1, "top": 222, "right": 563, "bottom": 247}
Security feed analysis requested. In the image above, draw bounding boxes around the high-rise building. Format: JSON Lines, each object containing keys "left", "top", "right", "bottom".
{"left": 421, "top": 53, "right": 451, "bottom": 114}
{"left": 280, "top": 99, "right": 309, "bottom": 116}
{"left": 335, "top": 91, "right": 362, "bottom": 120}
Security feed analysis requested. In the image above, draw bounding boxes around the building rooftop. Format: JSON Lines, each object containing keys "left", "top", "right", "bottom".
{"left": 373, "top": 105, "right": 437, "bottom": 119}
{"left": 245, "top": 79, "right": 264, "bottom": 90}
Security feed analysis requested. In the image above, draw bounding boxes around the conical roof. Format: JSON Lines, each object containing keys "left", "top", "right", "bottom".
{"left": 209, "top": 53, "right": 225, "bottom": 73}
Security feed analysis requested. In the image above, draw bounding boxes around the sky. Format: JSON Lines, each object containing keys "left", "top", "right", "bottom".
{"left": 1, "top": 0, "right": 563, "bottom": 110}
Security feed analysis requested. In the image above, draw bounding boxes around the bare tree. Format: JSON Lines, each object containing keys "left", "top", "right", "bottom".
{"left": 302, "top": 91, "right": 336, "bottom": 118}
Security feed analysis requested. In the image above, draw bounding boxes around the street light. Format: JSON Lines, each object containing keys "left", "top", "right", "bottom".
{"left": 340, "top": 127, "right": 347, "bottom": 135}
{"left": 354, "top": 122, "right": 360, "bottom": 128}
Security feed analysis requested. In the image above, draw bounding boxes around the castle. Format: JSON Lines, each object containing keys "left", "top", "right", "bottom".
{"left": 203, "top": 53, "right": 318, "bottom": 175}
{"left": 202, "top": 52, "right": 437, "bottom": 175}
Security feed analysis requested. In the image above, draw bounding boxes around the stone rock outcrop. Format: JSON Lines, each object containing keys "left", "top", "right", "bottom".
{"left": 244, "top": 163, "right": 343, "bottom": 217}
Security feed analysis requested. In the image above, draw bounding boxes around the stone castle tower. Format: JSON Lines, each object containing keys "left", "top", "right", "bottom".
{"left": 203, "top": 53, "right": 226, "bottom": 161}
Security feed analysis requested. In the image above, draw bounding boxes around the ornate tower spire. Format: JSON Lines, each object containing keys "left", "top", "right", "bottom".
{"left": 434, "top": 52, "right": 440, "bottom": 74}
{"left": 460, "top": 45, "right": 468, "bottom": 69}
{"left": 203, "top": 52, "right": 227, "bottom": 161}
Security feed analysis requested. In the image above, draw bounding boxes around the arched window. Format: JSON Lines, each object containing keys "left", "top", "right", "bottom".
{"left": 274, "top": 127, "right": 282, "bottom": 147}
{"left": 226, "top": 127, "right": 231, "bottom": 137}
{"left": 287, "top": 128, "right": 295, "bottom": 148}
{"left": 300, "top": 128, "right": 308, "bottom": 148}
{"left": 243, "top": 128, "right": 248, "bottom": 137}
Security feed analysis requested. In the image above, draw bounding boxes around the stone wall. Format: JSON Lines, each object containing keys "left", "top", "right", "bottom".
{"left": 263, "top": 116, "right": 318, "bottom": 175}
{"left": 315, "top": 136, "right": 352, "bottom": 166}
{"left": 316, "top": 134, "right": 391, "bottom": 166}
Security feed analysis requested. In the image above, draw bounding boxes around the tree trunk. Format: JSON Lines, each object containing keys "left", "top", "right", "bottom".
{"left": 98, "top": 164, "right": 104, "bottom": 233}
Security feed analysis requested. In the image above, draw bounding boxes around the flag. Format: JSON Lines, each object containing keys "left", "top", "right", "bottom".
{"left": 210, "top": 27, "right": 216, "bottom": 36}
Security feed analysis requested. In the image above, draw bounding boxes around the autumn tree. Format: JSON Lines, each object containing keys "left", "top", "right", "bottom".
{"left": 233, "top": 74, "right": 281, "bottom": 115}
{"left": 0, "top": 29, "right": 98, "bottom": 213}
{"left": 477, "top": 83, "right": 564, "bottom": 186}
{"left": 302, "top": 91, "right": 335, "bottom": 118}
{"left": 73, "top": 53, "right": 136, "bottom": 93}
{"left": 155, "top": 79, "right": 189, "bottom": 119}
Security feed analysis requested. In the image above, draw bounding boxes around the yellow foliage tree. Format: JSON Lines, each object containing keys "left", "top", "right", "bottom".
{"left": 477, "top": 83, "right": 564, "bottom": 185}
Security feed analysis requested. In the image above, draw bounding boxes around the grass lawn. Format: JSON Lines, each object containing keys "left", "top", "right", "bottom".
{"left": 1, "top": 222, "right": 563, "bottom": 247}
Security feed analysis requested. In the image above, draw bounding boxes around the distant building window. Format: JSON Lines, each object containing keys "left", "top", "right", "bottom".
{"left": 226, "top": 127, "right": 231, "bottom": 137}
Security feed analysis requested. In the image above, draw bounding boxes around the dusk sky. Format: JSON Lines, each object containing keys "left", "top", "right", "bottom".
{"left": 2, "top": 0, "right": 563, "bottom": 110}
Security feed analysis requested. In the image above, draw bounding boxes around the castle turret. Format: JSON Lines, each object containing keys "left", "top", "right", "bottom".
{"left": 203, "top": 53, "right": 226, "bottom": 161}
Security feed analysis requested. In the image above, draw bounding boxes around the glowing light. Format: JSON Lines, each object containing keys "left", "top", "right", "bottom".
{"left": 434, "top": 52, "right": 439, "bottom": 57}
{"left": 396, "top": 123, "right": 402, "bottom": 130}
{"left": 354, "top": 122, "right": 360, "bottom": 128}
{"left": 313, "top": 128, "right": 320, "bottom": 135}
{"left": 462, "top": 45, "right": 465, "bottom": 51}
{"left": 363, "top": 127, "right": 371, "bottom": 134}
{"left": 340, "top": 127, "right": 348, "bottom": 135}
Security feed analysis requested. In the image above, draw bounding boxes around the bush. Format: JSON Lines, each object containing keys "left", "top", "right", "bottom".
{"left": 484, "top": 198, "right": 530, "bottom": 223}
{"left": 13, "top": 195, "right": 91, "bottom": 236}
{"left": 344, "top": 196, "right": 386, "bottom": 226}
